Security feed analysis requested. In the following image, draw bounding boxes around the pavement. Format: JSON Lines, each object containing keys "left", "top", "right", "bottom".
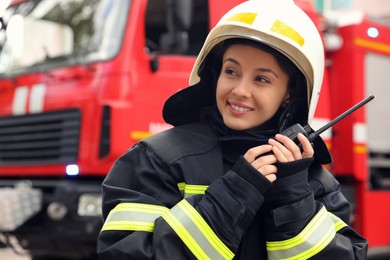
{"left": 0, "top": 248, "right": 31, "bottom": 260}
{"left": 0, "top": 235, "right": 31, "bottom": 260}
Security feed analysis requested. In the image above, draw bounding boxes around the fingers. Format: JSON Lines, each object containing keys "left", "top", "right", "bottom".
{"left": 243, "top": 145, "right": 273, "bottom": 162}
{"left": 243, "top": 145, "right": 278, "bottom": 183}
{"left": 241, "top": 133, "right": 314, "bottom": 184}
{"left": 258, "top": 165, "right": 277, "bottom": 182}
{"left": 297, "top": 133, "right": 314, "bottom": 158}
{"left": 265, "top": 174, "right": 277, "bottom": 182}
{"left": 251, "top": 154, "right": 278, "bottom": 169}
{"left": 268, "top": 133, "right": 314, "bottom": 161}
{"left": 269, "top": 135, "right": 298, "bottom": 162}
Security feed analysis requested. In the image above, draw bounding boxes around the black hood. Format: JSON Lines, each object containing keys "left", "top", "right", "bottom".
{"left": 163, "top": 81, "right": 215, "bottom": 127}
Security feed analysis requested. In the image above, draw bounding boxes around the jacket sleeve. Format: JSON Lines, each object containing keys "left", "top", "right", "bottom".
{"left": 262, "top": 159, "right": 368, "bottom": 260}
{"left": 97, "top": 142, "right": 272, "bottom": 260}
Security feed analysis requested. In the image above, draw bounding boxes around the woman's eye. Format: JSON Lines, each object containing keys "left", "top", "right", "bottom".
{"left": 224, "top": 68, "right": 237, "bottom": 76}
{"left": 255, "top": 76, "right": 269, "bottom": 83}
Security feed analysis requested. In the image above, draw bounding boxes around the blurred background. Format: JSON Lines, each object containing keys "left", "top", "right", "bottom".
{"left": 1, "top": 0, "right": 390, "bottom": 259}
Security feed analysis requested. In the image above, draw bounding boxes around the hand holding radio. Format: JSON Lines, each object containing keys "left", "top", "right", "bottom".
{"left": 279, "top": 95, "right": 375, "bottom": 149}
{"left": 268, "top": 133, "right": 314, "bottom": 162}
{"left": 244, "top": 95, "right": 374, "bottom": 181}
{"left": 268, "top": 95, "right": 374, "bottom": 161}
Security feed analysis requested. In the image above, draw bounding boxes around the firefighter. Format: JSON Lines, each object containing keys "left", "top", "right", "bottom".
{"left": 97, "top": 0, "right": 368, "bottom": 259}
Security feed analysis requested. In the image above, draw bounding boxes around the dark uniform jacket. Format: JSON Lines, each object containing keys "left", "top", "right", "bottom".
{"left": 97, "top": 115, "right": 368, "bottom": 259}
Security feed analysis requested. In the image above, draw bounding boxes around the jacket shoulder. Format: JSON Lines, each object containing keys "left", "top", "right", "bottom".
{"left": 141, "top": 120, "right": 219, "bottom": 164}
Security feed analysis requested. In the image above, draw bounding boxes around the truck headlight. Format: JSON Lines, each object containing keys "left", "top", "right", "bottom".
{"left": 77, "top": 193, "right": 102, "bottom": 217}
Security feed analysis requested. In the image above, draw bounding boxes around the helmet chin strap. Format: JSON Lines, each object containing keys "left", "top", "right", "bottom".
{"left": 277, "top": 97, "right": 307, "bottom": 132}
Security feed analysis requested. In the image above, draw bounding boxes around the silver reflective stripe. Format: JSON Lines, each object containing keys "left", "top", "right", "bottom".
{"left": 267, "top": 206, "right": 337, "bottom": 260}
{"left": 101, "top": 203, "right": 169, "bottom": 232}
{"left": 162, "top": 199, "right": 234, "bottom": 260}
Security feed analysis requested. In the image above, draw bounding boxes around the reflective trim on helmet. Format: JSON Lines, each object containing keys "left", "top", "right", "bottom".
{"left": 177, "top": 182, "right": 209, "bottom": 198}
{"left": 162, "top": 199, "right": 234, "bottom": 260}
{"left": 226, "top": 12, "right": 257, "bottom": 25}
{"left": 101, "top": 203, "right": 169, "bottom": 232}
{"left": 271, "top": 20, "right": 305, "bottom": 47}
{"left": 266, "top": 206, "right": 338, "bottom": 260}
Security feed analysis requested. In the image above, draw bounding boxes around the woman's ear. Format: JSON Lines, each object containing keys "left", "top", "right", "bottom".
{"left": 282, "top": 93, "right": 291, "bottom": 107}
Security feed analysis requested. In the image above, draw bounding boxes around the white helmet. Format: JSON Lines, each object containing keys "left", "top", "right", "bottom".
{"left": 164, "top": 0, "right": 324, "bottom": 125}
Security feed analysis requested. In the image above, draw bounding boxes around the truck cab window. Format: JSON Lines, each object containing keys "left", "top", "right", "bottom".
{"left": 0, "top": 0, "right": 130, "bottom": 75}
{"left": 145, "top": 0, "right": 209, "bottom": 55}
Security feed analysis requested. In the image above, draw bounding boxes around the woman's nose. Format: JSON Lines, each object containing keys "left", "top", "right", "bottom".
{"left": 232, "top": 79, "right": 251, "bottom": 98}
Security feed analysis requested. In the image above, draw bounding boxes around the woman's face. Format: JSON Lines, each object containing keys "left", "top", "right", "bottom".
{"left": 216, "top": 44, "right": 290, "bottom": 131}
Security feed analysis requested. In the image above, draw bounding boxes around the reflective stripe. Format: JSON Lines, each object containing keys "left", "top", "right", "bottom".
{"left": 267, "top": 206, "right": 337, "bottom": 260}
{"left": 178, "top": 182, "right": 209, "bottom": 198}
{"left": 271, "top": 19, "right": 305, "bottom": 47}
{"left": 354, "top": 144, "right": 368, "bottom": 154}
{"left": 29, "top": 83, "right": 46, "bottom": 114}
{"left": 353, "top": 123, "right": 367, "bottom": 143}
{"left": 130, "top": 131, "right": 152, "bottom": 141}
{"left": 355, "top": 38, "right": 390, "bottom": 55}
{"left": 178, "top": 182, "right": 185, "bottom": 194}
{"left": 101, "top": 203, "right": 169, "bottom": 232}
{"left": 329, "top": 212, "right": 348, "bottom": 232}
{"left": 162, "top": 199, "right": 234, "bottom": 260}
{"left": 12, "top": 86, "right": 29, "bottom": 115}
{"left": 353, "top": 123, "right": 368, "bottom": 154}
{"left": 227, "top": 12, "right": 257, "bottom": 25}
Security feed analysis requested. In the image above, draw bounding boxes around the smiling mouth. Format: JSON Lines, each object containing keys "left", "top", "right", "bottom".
{"left": 229, "top": 102, "right": 253, "bottom": 113}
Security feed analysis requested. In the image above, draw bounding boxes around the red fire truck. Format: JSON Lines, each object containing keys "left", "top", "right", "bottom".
{"left": 326, "top": 13, "right": 390, "bottom": 257}
{"left": 0, "top": 0, "right": 389, "bottom": 259}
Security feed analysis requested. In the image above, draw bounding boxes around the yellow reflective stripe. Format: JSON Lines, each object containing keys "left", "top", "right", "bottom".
{"left": 329, "top": 212, "right": 348, "bottom": 232}
{"left": 178, "top": 182, "right": 186, "bottom": 191}
{"left": 177, "top": 182, "right": 209, "bottom": 198}
{"left": 227, "top": 12, "right": 257, "bottom": 25}
{"left": 130, "top": 131, "right": 152, "bottom": 141}
{"left": 354, "top": 144, "right": 368, "bottom": 154}
{"left": 288, "top": 226, "right": 335, "bottom": 260}
{"left": 355, "top": 38, "right": 390, "bottom": 54}
{"left": 162, "top": 199, "right": 234, "bottom": 260}
{"left": 271, "top": 19, "right": 305, "bottom": 47}
{"left": 267, "top": 207, "right": 328, "bottom": 250}
{"left": 101, "top": 203, "right": 169, "bottom": 232}
{"left": 267, "top": 206, "right": 336, "bottom": 260}
{"left": 163, "top": 206, "right": 209, "bottom": 259}
{"left": 179, "top": 200, "right": 234, "bottom": 259}
{"left": 185, "top": 185, "right": 208, "bottom": 195}
{"left": 102, "top": 221, "right": 155, "bottom": 232}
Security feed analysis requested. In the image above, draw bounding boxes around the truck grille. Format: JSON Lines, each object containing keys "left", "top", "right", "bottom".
{"left": 0, "top": 109, "right": 81, "bottom": 165}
